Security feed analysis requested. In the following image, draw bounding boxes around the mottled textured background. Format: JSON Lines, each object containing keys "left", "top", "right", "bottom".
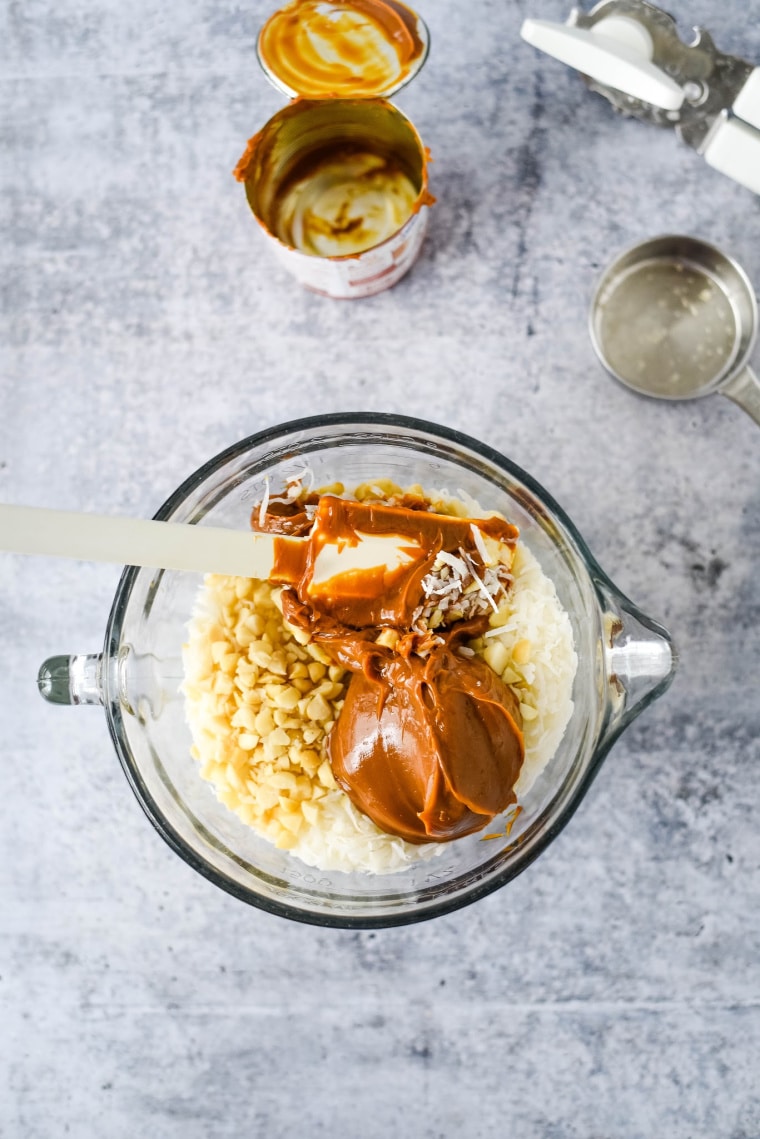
{"left": 2, "top": 0, "right": 759, "bottom": 1135}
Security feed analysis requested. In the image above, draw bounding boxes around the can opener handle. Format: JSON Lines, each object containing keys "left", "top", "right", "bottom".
{"left": 521, "top": 1, "right": 760, "bottom": 196}
{"left": 521, "top": 16, "right": 684, "bottom": 110}
{"left": 701, "top": 71, "right": 760, "bottom": 196}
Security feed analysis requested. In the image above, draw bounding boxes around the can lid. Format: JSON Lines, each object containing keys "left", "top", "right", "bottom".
{"left": 257, "top": 0, "right": 430, "bottom": 100}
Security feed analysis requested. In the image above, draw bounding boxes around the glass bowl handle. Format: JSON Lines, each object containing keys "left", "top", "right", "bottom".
{"left": 38, "top": 654, "right": 105, "bottom": 706}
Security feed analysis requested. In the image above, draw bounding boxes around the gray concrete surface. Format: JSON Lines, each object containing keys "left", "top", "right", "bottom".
{"left": 1, "top": 0, "right": 759, "bottom": 1135}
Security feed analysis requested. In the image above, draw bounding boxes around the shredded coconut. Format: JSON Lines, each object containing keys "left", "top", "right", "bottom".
{"left": 257, "top": 476, "right": 270, "bottom": 529}
{"left": 470, "top": 521, "right": 490, "bottom": 566}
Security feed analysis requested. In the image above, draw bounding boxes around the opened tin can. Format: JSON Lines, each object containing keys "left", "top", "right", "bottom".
{"left": 234, "top": 0, "right": 433, "bottom": 299}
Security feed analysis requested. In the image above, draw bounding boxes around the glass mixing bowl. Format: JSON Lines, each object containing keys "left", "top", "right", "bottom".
{"left": 38, "top": 414, "right": 676, "bottom": 927}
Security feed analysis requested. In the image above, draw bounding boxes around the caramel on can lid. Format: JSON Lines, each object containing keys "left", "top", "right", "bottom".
{"left": 257, "top": 0, "right": 430, "bottom": 99}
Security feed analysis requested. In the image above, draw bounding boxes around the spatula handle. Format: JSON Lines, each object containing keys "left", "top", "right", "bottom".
{"left": 0, "top": 504, "right": 277, "bottom": 578}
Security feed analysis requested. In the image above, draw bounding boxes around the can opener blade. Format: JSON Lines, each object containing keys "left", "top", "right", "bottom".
{"left": 521, "top": 0, "right": 760, "bottom": 196}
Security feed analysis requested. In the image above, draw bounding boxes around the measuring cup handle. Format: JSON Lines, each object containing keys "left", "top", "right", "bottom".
{"left": 720, "top": 365, "right": 760, "bottom": 428}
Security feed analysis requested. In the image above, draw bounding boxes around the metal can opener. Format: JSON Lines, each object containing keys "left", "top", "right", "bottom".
{"left": 521, "top": 0, "right": 760, "bottom": 196}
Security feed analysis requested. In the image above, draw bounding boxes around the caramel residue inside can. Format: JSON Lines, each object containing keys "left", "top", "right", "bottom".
{"left": 233, "top": 98, "right": 433, "bottom": 259}
{"left": 258, "top": 0, "right": 427, "bottom": 98}
{"left": 233, "top": 131, "right": 264, "bottom": 184}
{"left": 273, "top": 144, "right": 421, "bottom": 256}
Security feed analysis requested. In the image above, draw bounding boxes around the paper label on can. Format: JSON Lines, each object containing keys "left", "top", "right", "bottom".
{"left": 267, "top": 207, "right": 429, "bottom": 299}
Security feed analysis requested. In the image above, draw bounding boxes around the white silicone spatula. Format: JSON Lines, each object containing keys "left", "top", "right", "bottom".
{"left": 0, "top": 502, "right": 427, "bottom": 584}
{"left": 0, "top": 503, "right": 283, "bottom": 577}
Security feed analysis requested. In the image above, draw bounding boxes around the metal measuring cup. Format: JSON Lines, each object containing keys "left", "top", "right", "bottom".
{"left": 589, "top": 235, "right": 760, "bottom": 427}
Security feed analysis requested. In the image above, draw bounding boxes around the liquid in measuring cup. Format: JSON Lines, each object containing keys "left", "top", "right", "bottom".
{"left": 595, "top": 259, "right": 740, "bottom": 397}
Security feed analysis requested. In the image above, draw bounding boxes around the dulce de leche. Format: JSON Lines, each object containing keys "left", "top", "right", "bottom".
{"left": 255, "top": 490, "right": 526, "bottom": 844}
{"left": 327, "top": 631, "right": 524, "bottom": 843}
{"left": 258, "top": 0, "right": 429, "bottom": 99}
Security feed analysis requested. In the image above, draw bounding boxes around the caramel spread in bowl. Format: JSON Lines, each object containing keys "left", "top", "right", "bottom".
{"left": 256, "top": 489, "right": 525, "bottom": 843}
{"left": 265, "top": 493, "right": 518, "bottom": 628}
{"left": 258, "top": 0, "right": 429, "bottom": 99}
{"left": 326, "top": 631, "right": 524, "bottom": 843}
